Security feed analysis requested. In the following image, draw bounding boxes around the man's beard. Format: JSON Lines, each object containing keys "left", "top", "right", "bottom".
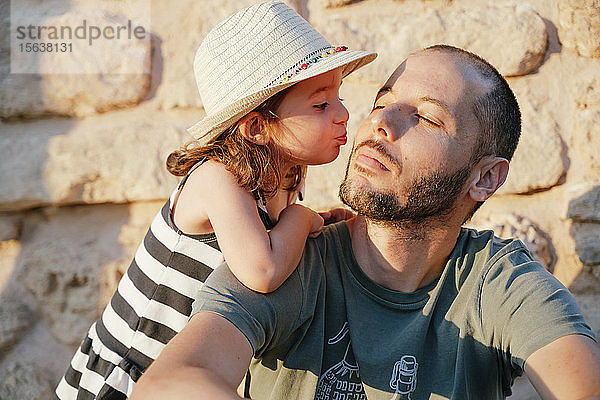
{"left": 339, "top": 161, "right": 472, "bottom": 226}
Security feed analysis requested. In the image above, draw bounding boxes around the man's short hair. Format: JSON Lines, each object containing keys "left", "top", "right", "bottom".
{"left": 424, "top": 45, "right": 522, "bottom": 165}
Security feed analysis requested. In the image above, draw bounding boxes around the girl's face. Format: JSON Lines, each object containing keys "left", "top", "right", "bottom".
{"left": 274, "top": 68, "right": 349, "bottom": 166}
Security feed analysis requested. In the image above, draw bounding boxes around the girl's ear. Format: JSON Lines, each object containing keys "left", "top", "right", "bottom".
{"left": 468, "top": 156, "right": 509, "bottom": 202}
{"left": 238, "top": 112, "right": 269, "bottom": 145}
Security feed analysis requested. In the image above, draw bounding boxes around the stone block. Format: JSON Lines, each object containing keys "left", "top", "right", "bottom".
{"left": 15, "top": 202, "right": 161, "bottom": 345}
{"left": 0, "top": 216, "right": 21, "bottom": 242}
{"left": 0, "top": 362, "right": 53, "bottom": 400}
{"left": 147, "top": 0, "right": 258, "bottom": 110}
{"left": 2, "top": 1, "right": 151, "bottom": 118}
{"left": 498, "top": 122, "right": 566, "bottom": 194}
{"left": 0, "top": 107, "right": 202, "bottom": 212}
{"left": 311, "top": 1, "right": 547, "bottom": 85}
{"left": 570, "top": 222, "right": 600, "bottom": 266}
{"left": 468, "top": 213, "right": 555, "bottom": 271}
{"left": 558, "top": 0, "right": 600, "bottom": 58}
{"left": 0, "top": 292, "right": 34, "bottom": 355}
{"left": 324, "top": 0, "right": 360, "bottom": 8}
{"left": 568, "top": 185, "right": 600, "bottom": 223}
{"left": 570, "top": 109, "right": 600, "bottom": 183}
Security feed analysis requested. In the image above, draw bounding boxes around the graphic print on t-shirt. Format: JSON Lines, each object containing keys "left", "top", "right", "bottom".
{"left": 315, "top": 322, "right": 366, "bottom": 400}
{"left": 389, "top": 355, "right": 418, "bottom": 399}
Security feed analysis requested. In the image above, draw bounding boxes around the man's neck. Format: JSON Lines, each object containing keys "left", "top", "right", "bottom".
{"left": 347, "top": 214, "right": 463, "bottom": 292}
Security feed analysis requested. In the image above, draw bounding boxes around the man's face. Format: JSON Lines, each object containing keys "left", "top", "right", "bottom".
{"left": 340, "top": 51, "right": 486, "bottom": 224}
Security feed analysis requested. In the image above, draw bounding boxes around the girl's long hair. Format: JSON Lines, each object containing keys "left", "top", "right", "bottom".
{"left": 166, "top": 89, "right": 305, "bottom": 199}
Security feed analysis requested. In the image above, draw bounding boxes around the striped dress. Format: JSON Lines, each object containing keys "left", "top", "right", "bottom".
{"left": 55, "top": 165, "right": 277, "bottom": 399}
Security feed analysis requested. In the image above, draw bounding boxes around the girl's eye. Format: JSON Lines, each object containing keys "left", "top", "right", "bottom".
{"left": 371, "top": 104, "right": 384, "bottom": 111}
{"left": 313, "top": 102, "right": 329, "bottom": 110}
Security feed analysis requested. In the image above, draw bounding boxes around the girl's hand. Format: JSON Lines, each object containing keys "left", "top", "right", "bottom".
{"left": 307, "top": 208, "right": 325, "bottom": 238}
{"left": 319, "top": 208, "right": 356, "bottom": 225}
{"left": 280, "top": 204, "right": 324, "bottom": 238}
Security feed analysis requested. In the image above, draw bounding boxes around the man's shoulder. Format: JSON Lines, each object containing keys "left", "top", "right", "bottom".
{"left": 456, "top": 227, "right": 557, "bottom": 297}
{"left": 304, "top": 220, "right": 352, "bottom": 258}
{"left": 322, "top": 220, "right": 351, "bottom": 241}
{"left": 452, "top": 227, "right": 547, "bottom": 288}
{"left": 457, "top": 227, "right": 534, "bottom": 266}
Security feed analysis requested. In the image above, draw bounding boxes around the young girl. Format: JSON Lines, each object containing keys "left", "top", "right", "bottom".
{"left": 55, "top": 2, "right": 376, "bottom": 399}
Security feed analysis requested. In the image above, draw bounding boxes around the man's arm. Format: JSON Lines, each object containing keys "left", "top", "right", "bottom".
{"left": 525, "top": 334, "right": 600, "bottom": 400}
{"left": 130, "top": 312, "right": 253, "bottom": 400}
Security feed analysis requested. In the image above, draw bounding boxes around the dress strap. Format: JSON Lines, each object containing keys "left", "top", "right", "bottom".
{"left": 254, "top": 190, "right": 275, "bottom": 230}
{"left": 173, "top": 159, "right": 277, "bottom": 231}
{"left": 253, "top": 173, "right": 305, "bottom": 230}
{"left": 169, "top": 160, "right": 206, "bottom": 215}
{"left": 176, "top": 160, "right": 206, "bottom": 190}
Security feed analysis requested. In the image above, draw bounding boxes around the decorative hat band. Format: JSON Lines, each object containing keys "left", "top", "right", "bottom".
{"left": 267, "top": 45, "right": 349, "bottom": 88}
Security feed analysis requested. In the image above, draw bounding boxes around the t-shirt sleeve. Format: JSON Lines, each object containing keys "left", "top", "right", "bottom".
{"left": 479, "top": 242, "right": 596, "bottom": 375}
{"left": 189, "top": 235, "right": 325, "bottom": 357}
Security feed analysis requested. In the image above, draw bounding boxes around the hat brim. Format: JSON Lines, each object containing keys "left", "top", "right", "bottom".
{"left": 187, "top": 49, "right": 377, "bottom": 144}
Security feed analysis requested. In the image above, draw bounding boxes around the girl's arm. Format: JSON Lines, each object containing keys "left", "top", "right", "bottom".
{"left": 174, "top": 161, "right": 323, "bottom": 293}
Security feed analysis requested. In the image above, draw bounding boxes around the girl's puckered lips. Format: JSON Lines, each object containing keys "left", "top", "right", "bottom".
{"left": 335, "top": 134, "right": 348, "bottom": 145}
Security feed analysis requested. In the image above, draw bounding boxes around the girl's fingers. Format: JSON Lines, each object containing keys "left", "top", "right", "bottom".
{"left": 318, "top": 211, "right": 334, "bottom": 225}
{"left": 319, "top": 208, "right": 355, "bottom": 226}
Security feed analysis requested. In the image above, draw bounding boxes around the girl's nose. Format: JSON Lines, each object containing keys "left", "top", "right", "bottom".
{"left": 334, "top": 100, "right": 350, "bottom": 125}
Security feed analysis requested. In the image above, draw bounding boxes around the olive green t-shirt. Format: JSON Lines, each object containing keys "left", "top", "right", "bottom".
{"left": 191, "top": 222, "right": 595, "bottom": 399}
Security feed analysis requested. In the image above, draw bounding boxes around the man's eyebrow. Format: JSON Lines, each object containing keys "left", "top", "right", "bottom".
{"left": 420, "top": 96, "right": 452, "bottom": 115}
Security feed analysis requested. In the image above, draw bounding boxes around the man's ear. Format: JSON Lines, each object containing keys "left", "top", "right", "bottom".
{"left": 468, "top": 156, "right": 509, "bottom": 202}
{"left": 238, "top": 112, "right": 269, "bottom": 145}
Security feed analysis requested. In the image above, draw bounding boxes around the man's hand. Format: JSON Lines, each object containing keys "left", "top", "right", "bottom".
{"left": 525, "top": 334, "right": 600, "bottom": 400}
{"left": 131, "top": 313, "right": 253, "bottom": 399}
{"left": 319, "top": 207, "right": 356, "bottom": 225}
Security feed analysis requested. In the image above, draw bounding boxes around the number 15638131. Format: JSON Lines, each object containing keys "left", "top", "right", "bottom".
{"left": 19, "top": 42, "right": 72, "bottom": 52}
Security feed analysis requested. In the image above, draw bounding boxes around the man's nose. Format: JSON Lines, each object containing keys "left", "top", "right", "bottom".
{"left": 370, "top": 106, "right": 408, "bottom": 141}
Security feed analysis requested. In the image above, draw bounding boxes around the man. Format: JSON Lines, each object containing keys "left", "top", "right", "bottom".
{"left": 131, "top": 45, "right": 600, "bottom": 399}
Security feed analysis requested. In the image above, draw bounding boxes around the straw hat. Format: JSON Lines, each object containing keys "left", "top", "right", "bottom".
{"left": 188, "top": 1, "right": 377, "bottom": 144}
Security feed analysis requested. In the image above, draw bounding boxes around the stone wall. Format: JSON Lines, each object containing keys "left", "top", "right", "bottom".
{"left": 1, "top": 0, "right": 598, "bottom": 399}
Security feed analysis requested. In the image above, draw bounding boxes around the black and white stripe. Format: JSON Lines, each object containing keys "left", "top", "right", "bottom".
{"left": 56, "top": 175, "right": 226, "bottom": 399}
{"left": 56, "top": 160, "right": 289, "bottom": 399}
